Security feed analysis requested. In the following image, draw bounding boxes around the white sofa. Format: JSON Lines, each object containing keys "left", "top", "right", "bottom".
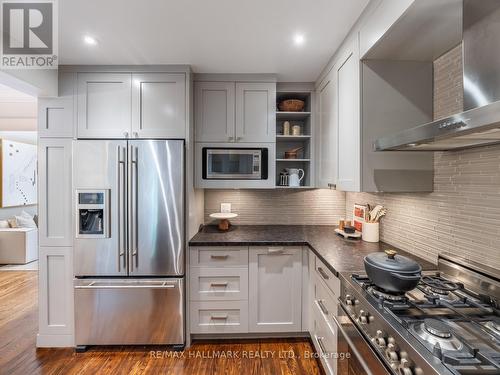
{"left": 0, "top": 228, "right": 38, "bottom": 264}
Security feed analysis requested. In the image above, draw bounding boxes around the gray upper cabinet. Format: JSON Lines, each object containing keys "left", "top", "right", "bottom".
{"left": 195, "top": 81, "right": 275, "bottom": 143}
{"left": 316, "top": 71, "right": 337, "bottom": 188}
{"left": 235, "top": 82, "right": 275, "bottom": 142}
{"left": 195, "top": 81, "right": 235, "bottom": 142}
{"left": 131, "top": 73, "right": 186, "bottom": 139}
{"left": 38, "top": 72, "right": 75, "bottom": 138}
{"left": 77, "top": 73, "right": 132, "bottom": 138}
{"left": 336, "top": 47, "right": 361, "bottom": 192}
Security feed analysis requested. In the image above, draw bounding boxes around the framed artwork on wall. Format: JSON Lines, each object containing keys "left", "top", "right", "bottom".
{"left": 0, "top": 139, "right": 37, "bottom": 207}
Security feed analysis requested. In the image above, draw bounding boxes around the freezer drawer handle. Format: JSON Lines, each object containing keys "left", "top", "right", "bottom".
{"left": 75, "top": 281, "right": 176, "bottom": 289}
{"left": 210, "top": 254, "right": 229, "bottom": 260}
{"left": 210, "top": 282, "right": 228, "bottom": 287}
{"left": 317, "top": 267, "right": 330, "bottom": 280}
{"left": 210, "top": 314, "right": 228, "bottom": 320}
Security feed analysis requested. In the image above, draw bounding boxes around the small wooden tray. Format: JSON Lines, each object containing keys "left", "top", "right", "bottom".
{"left": 335, "top": 228, "right": 362, "bottom": 239}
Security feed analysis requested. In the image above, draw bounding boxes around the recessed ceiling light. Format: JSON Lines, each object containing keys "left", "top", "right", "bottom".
{"left": 293, "top": 33, "right": 305, "bottom": 46}
{"left": 83, "top": 35, "right": 98, "bottom": 46}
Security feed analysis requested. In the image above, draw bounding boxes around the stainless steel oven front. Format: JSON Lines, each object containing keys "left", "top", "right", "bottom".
{"left": 202, "top": 147, "right": 268, "bottom": 180}
{"left": 332, "top": 301, "right": 390, "bottom": 375}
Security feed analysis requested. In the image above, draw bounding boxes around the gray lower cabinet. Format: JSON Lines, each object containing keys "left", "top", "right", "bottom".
{"left": 310, "top": 255, "right": 341, "bottom": 375}
{"left": 77, "top": 73, "right": 132, "bottom": 138}
{"left": 248, "top": 246, "right": 302, "bottom": 332}
{"left": 37, "top": 246, "right": 74, "bottom": 346}
{"left": 190, "top": 246, "right": 249, "bottom": 334}
{"left": 189, "top": 245, "right": 303, "bottom": 335}
{"left": 131, "top": 73, "right": 186, "bottom": 139}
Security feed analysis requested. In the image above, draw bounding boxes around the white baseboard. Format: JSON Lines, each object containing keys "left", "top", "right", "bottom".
{"left": 36, "top": 333, "right": 74, "bottom": 348}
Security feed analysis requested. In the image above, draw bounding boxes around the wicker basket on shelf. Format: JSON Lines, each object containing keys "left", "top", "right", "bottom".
{"left": 278, "top": 99, "right": 305, "bottom": 112}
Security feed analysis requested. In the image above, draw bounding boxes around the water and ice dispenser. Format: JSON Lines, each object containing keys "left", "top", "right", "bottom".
{"left": 76, "top": 190, "right": 109, "bottom": 238}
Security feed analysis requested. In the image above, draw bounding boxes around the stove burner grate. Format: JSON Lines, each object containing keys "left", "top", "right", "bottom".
{"left": 368, "top": 286, "right": 407, "bottom": 302}
{"left": 421, "top": 276, "right": 460, "bottom": 293}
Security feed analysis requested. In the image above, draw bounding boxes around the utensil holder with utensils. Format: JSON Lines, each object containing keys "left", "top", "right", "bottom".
{"left": 362, "top": 222, "right": 379, "bottom": 242}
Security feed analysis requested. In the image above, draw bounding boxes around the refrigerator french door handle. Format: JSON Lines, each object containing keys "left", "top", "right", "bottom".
{"left": 117, "top": 146, "right": 126, "bottom": 271}
{"left": 130, "top": 145, "right": 139, "bottom": 269}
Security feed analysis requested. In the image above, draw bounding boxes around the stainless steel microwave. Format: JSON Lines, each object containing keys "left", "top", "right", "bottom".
{"left": 202, "top": 147, "right": 268, "bottom": 180}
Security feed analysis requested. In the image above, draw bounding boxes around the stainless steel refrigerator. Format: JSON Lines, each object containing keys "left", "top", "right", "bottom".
{"left": 73, "top": 139, "right": 184, "bottom": 348}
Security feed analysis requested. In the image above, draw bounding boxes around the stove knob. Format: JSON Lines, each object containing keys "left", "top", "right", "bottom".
{"left": 375, "top": 330, "right": 387, "bottom": 348}
{"left": 345, "top": 294, "right": 354, "bottom": 305}
{"left": 399, "top": 358, "right": 414, "bottom": 375}
{"left": 358, "top": 310, "right": 370, "bottom": 324}
{"left": 385, "top": 342, "right": 399, "bottom": 362}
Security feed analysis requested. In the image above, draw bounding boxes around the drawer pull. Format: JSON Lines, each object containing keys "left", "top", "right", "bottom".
{"left": 317, "top": 299, "right": 329, "bottom": 315}
{"left": 317, "top": 267, "right": 330, "bottom": 280}
{"left": 210, "top": 314, "right": 228, "bottom": 320}
{"left": 317, "top": 336, "right": 327, "bottom": 354}
{"left": 267, "top": 246, "right": 284, "bottom": 253}
{"left": 210, "top": 254, "right": 229, "bottom": 260}
{"left": 210, "top": 282, "right": 228, "bottom": 287}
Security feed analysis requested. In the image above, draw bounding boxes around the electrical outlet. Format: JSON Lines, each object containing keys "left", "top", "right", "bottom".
{"left": 220, "top": 203, "right": 231, "bottom": 213}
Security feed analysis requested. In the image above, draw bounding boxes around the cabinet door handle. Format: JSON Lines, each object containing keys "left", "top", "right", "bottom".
{"left": 317, "top": 299, "right": 329, "bottom": 315}
{"left": 228, "top": 136, "right": 234, "bottom": 141}
{"left": 123, "top": 131, "right": 129, "bottom": 138}
{"left": 133, "top": 131, "right": 138, "bottom": 138}
{"left": 210, "top": 254, "right": 229, "bottom": 260}
{"left": 210, "top": 282, "right": 228, "bottom": 287}
{"left": 328, "top": 183, "right": 336, "bottom": 190}
{"left": 210, "top": 314, "right": 228, "bottom": 320}
{"left": 236, "top": 136, "right": 242, "bottom": 141}
{"left": 267, "top": 246, "right": 284, "bottom": 253}
{"left": 317, "top": 267, "right": 330, "bottom": 280}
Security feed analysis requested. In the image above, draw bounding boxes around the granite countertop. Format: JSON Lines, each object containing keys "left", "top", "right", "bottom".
{"left": 189, "top": 225, "right": 436, "bottom": 276}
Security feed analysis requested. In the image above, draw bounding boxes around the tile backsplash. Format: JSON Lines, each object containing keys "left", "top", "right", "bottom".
{"left": 346, "top": 144, "right": 500, "bottom": 268}
{"left": 348, "top": 44, "right": 500, "bottom": 269}
{"left": 203, "top": 44, "right": 500, "bottom": 270}
{"left": 204, "top": 189, "right": 345, "bottom": 225}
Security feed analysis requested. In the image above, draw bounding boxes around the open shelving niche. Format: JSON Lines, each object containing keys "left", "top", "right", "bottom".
{"left": 275, "top": 88, "right": 314, "bottom": 188}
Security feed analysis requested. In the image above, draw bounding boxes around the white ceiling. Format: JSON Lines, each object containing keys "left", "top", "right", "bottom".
{"left": 59, "top": 0, "right": 369, "bottom": 81}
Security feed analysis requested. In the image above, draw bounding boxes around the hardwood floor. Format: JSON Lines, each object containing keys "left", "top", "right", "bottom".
{"left": 0, "top": 271, "right": 322, "bottom": 375}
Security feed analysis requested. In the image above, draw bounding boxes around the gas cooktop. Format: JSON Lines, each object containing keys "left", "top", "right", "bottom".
{"left": 341, "top": 254, "right": 500, "bottom": 375}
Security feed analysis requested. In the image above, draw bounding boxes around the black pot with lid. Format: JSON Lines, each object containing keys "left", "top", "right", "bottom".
{"left": 364, "top": 249, "right": 422, "bottom": 293}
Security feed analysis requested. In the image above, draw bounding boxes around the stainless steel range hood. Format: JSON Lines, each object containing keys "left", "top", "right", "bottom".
{"left": 375, "top": 0, "right": 500, "bottom": 151}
